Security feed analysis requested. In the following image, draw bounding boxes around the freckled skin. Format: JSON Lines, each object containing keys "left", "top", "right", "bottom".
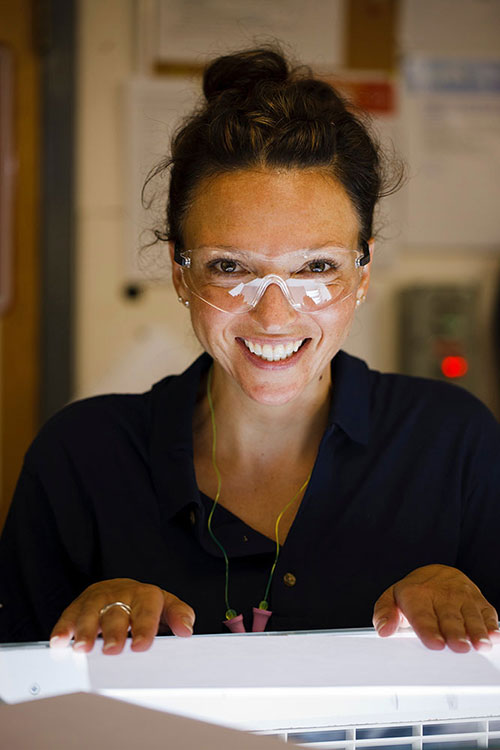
{"left": 171, "top": 168, "right": 371, "bottom": 408}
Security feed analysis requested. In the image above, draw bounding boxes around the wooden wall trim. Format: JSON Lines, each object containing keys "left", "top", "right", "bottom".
{"left": 0, "top": 0, "right": 41, "bottom": 527}
{"left": 346, "top": 0, "right": 399, "bottom": 72}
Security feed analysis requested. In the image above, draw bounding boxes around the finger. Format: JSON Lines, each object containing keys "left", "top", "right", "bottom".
{"left": 483, "top": 606, "right": 500, "bottom": 640}
{"left": 395, "top": 597, "right": 446, "bottom": 650}
{"left": 162, "top": 591, "right": 195, "bottom": 637}
{"left": 463, "top": 603, "right": 498, "bottom": 651}
{"left": 100, "top": 607, "right": 133, "bottom": 655}
{"left": 129, "top": 587, "right": 165, "bottom": 652}
{"left": 50, "top": 585, "right": 110, "bottom": 651}
{"left": 71, "top": 607, "right": 102, "bottom": 653}
{"left": 372, "top": 586, "right": 401, "bottom": 637}
{"left": 432, "top": 603, "right": 470, "bottom": 653}
{"left": 70, "top": 589, "right": 112, "bottom": 652}
{"left": 50, "top": 602, "right": 82, "bottom": 648}
{"left": 50, "top": 619, "right": 76, "bottom": 648}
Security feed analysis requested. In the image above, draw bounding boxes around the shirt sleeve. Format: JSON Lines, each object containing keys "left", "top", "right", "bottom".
{"left": 0, "top": 464, "right": 89, "bottom": 643}
{"left": 456, "top": 402, "right": 500, "bottom": 612}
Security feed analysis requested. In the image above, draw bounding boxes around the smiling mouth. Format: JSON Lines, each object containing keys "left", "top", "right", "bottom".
{"left": 242, "top": 338, "right": 306, "bottom": 362}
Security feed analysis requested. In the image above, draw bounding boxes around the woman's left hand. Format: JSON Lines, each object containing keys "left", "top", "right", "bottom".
{"left": 373, "top": 564, "right": 500, "bottom": 652}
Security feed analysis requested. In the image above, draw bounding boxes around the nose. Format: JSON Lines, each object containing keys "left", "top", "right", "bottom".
{"left": 249, "top": 280, "right": 299, "bottom": 331}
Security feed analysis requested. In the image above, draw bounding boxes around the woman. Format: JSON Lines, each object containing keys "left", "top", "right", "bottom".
{"left": 1, "top": 47, "right": 499, "bottom": 655}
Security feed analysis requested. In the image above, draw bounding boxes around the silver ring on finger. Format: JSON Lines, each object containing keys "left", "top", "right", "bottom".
{"left": 99, "top": 601, "right": 132, "bottom": 618}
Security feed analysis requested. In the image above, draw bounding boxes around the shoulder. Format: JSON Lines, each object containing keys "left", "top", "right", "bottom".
{"left": 337, "top": 350, "right": 499, "bottom": 442}
{"left": 366, "top": 364, "right": 500, "bottom": 456}
{"left": 24, "top": 383, "right": 170, "bottom": 475}
{"left": 23, "top": 353, "right": 211, "bottom": 475}
{"left": 372, "top": 367, "right": 495, "bottom": 424}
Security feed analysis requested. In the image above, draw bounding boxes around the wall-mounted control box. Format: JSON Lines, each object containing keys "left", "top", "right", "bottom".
{"left": 398, "top": 285, "right": 479, "bottom": 393}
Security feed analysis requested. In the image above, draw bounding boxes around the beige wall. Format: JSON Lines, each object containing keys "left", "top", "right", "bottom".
{"left": 76, "top": 0, "right": 200, "bottom": 400}
{"left": 76, "top": 0, "right": 500, "bottom": 416}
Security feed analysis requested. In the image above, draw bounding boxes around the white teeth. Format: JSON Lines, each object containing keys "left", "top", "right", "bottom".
{"left": 243, "top": 339, "right": 304, "bottom": 361}
{"left": 273, "top": 345, "right": 285, "bottom": 361}
{"left": 262, "top": 344, "right": 273, "bottom": 360}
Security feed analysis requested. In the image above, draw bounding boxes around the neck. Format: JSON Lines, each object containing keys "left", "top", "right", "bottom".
{"left": 195, "top": 361, "right": 332, "bottom": 468}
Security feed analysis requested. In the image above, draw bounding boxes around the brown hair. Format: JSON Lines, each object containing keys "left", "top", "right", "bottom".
{"left": 146, "top": 45, "right": 402, "bottom": 250}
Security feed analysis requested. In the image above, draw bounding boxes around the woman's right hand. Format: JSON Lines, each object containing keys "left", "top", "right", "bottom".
{"left": 49, "top": 578, "right": 195, "bottom": 654}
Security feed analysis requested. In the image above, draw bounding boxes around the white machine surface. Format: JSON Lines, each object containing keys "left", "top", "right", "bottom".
{"left": 2, "top": 628, "right": 500, "bottom": 748}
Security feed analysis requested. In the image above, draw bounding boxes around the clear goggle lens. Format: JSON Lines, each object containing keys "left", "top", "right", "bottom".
{"left": 175, "top": 245, "right": 369, "bottom": 314}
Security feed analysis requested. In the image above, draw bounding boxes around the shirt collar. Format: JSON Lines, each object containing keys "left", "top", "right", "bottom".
{"left": 149, "top": 350, "right": 371, "bottom": 520}
{"left": 326, "top": 350, "right": 371, "bottom": 445}
{"left": 149, "top": 353, "right": 212, "bottom": 520}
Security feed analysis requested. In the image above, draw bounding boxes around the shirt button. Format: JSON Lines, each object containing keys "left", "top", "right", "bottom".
{"left": 283, "top": 572, "right": 296, "bottom": 587}
{"left": 189, "top": 510, "right": 196, "bottom": 525}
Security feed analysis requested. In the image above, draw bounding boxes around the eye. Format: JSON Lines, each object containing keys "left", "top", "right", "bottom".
{"left": 306, "top": 259, "right": 336, "bottom": 273}
{"left": 219, "top": 259, "right": 238, "bottom": 273}
{"left": 209, "top": 258, "right": 241, "bottom": 274}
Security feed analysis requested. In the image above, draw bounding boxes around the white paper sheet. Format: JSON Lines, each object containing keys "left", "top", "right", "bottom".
{"left": 401, "top": 56, "right": 500, "bottom": 247}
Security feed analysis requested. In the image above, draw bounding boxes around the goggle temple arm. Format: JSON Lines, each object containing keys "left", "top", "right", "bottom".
{"left": 357, "top": 240, "right": 371, "bottom": 268}
{"left": 174, "top": 242, "right": 190, "bottom": 267}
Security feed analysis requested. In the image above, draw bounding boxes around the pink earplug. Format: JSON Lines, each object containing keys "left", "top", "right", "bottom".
{"left": 252, "top": 607, "right": 272, "bottom": 632}
{"left": 223, "top": 613, "right": 246, "bottom": 633}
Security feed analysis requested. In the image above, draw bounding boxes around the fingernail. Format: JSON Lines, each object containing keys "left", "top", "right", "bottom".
{"left": 181, "top": 617, "right": 193, "bottom": 634}
{"left": 50, "top": 635, "right": 70, "bottom": 649}
{"left": 103, "top": 640, "right": 117, "bottom": 651}
{"left": 73, "top": 641, "right": 87, "bottom": 651}
{"left": 479, "top": 637, "right": 492, "bottom": 649}
{"left": 458, "top": 637, "right": 470, "bottom": 644}
{"left": 375, "top": 618, "right": 388, "bottom": 633}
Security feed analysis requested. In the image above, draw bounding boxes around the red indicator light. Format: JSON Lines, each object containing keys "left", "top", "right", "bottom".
{"left": 441, "top": 355, "right": 468, "bottom": 379}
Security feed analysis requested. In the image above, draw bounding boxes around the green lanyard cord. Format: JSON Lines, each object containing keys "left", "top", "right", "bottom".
{"left": 206, "top": 367, "right": 235, "bottom": 619}
{"left": 205, "top": 365, "right": 311, "bottom": 618}
{"left": 260, "top": 470, "right": 311, "bottom": 609}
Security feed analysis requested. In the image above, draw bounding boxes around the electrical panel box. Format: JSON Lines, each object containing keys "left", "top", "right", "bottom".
{"left": 398, "top": 285, "right": 479, "bottom": 392}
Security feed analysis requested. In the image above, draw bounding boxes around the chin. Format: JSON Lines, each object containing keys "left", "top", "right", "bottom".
{"left": 240, "top": 380, "right": 305, "bottom": 407}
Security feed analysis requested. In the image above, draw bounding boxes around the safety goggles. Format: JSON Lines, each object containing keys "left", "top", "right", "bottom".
{"left": 174, "top": 241, "right": 370, "bottom": 314}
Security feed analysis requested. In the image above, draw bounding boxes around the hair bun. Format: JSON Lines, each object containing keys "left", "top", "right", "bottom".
{"left": 203, "top": 48, "right": 289, "bottom": 102}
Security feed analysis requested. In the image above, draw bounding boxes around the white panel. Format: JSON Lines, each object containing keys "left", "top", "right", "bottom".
{"left": 155, "top": 0, "right": 345, "bottom": 68}
{"left": 123, "top": 76, "right": 201, "bottom": 280}
{"left": 0, "top": 645, "right": 89, "bottom": 704}
{"left": 3, "top": 629, "right": 500, "bottom": 732}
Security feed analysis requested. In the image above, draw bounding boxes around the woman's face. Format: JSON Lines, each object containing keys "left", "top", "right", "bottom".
{"left": 171, "top": 169, "right": 371, "bottom": 406}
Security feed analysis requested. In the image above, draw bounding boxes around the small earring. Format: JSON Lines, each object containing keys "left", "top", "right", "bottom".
{"left": 178, "top": 296, "right": 190, "bottom": 308}
{"left": 356, "top": 294, "right": 366, "bottom": 308}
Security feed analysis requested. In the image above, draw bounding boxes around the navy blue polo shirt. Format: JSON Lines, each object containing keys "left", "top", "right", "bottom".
{"left": 1, "top": 350, "right": 499, "bottom": 642}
